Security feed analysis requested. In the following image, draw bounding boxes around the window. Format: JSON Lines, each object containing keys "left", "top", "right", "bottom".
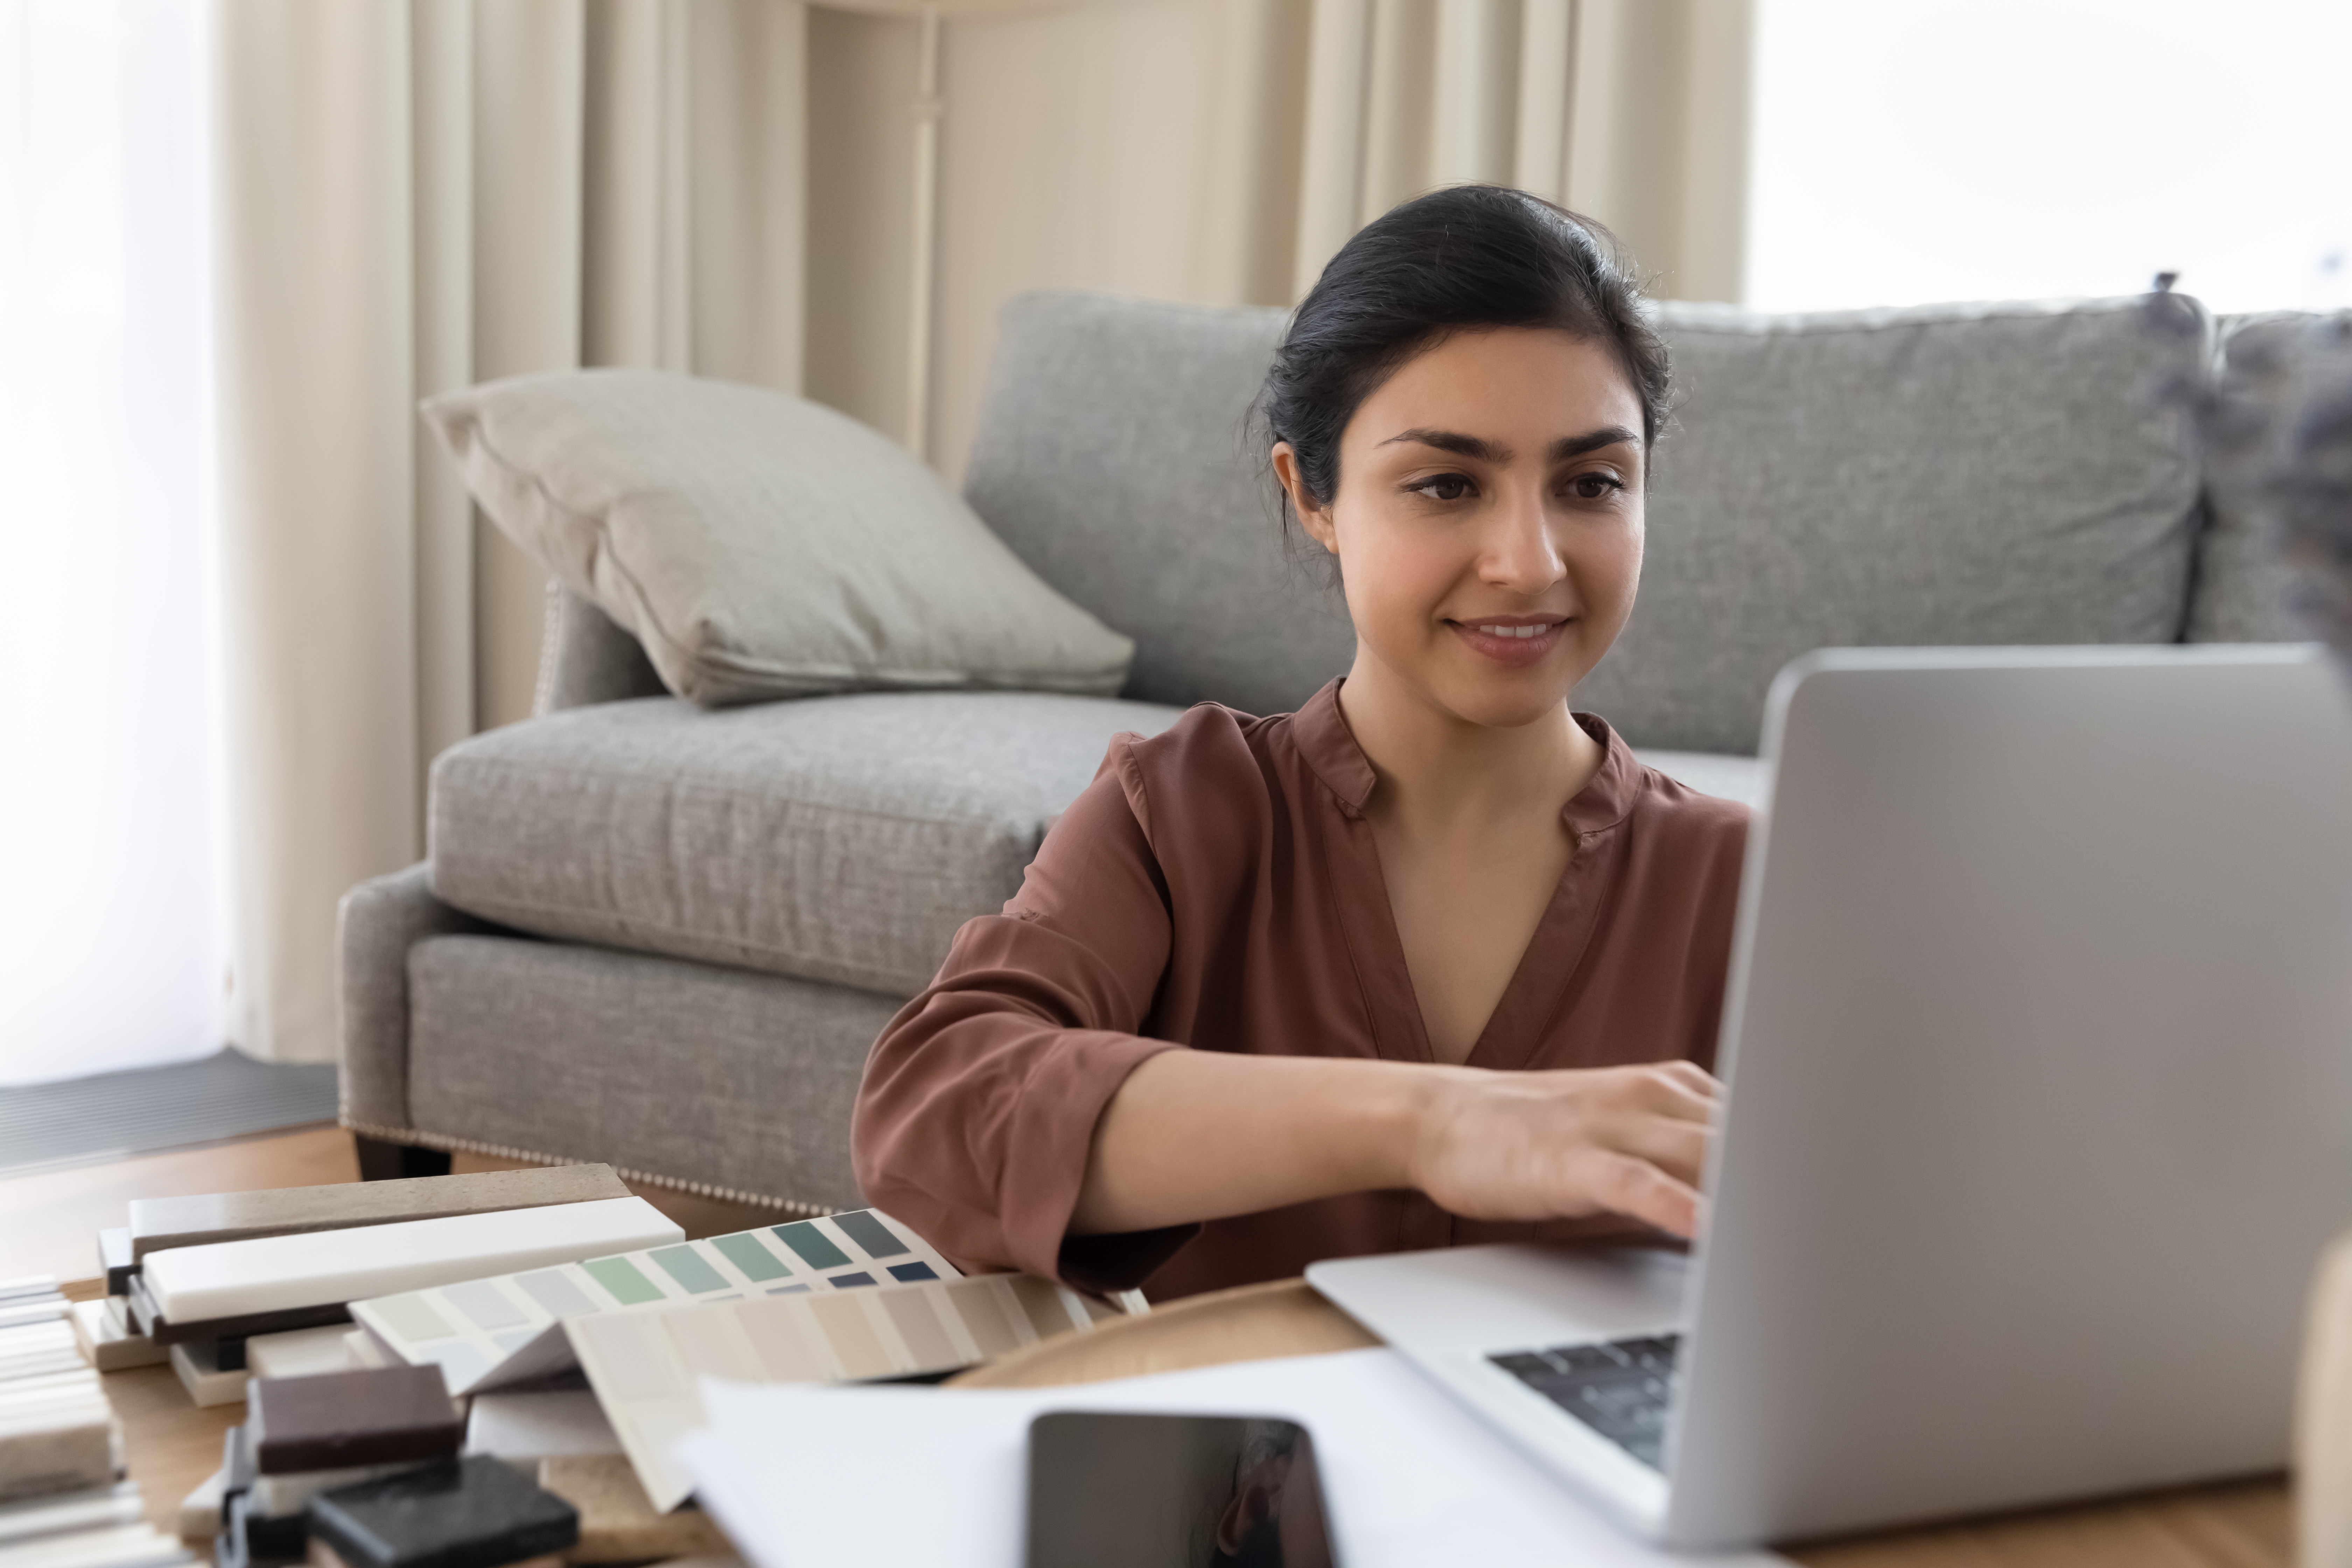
{"left": 0, "top": 0, "right": 223, "bottom": 1084}
{"left": 1746, "top": 0, "right": 2352, "bottom": 315}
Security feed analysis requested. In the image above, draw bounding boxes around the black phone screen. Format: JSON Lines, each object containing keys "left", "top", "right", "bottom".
{"left": 1025, "top": 1410, "right": 1341, "bottom": 1568}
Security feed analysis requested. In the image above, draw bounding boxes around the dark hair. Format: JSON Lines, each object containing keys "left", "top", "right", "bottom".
{"left": 1258, "top": 185, "right": 1670, "bottom": 523}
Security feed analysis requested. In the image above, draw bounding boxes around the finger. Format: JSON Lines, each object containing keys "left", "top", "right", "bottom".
{"left": 1653, "top": 1059, "right": 1722, "bottom": 1098}
{"left": 1602, "top": 1112, "right": 1714, "bottom": 1189}
{"left": 1621, "top": 1064, "right": 1720, "bottom": 1124}
{"left": 1585, "top": 1150, "right": 1704, "bottom": 1239}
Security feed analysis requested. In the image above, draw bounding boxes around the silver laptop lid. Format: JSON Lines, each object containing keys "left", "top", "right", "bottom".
{"left": 1666, "top": 645, "right": 2352, "bottom": 1548}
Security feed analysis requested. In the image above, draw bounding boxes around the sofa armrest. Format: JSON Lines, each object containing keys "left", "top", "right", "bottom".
{"left": 337, "top": 862, "right": 496, "bottom": 1133}
{"left": 536, "top": 582, "right": 668, "bottom": 714}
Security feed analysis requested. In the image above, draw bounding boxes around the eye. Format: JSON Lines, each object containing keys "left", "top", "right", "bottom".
{"left": 1565, "top": 471, "right": 1626, "bottom": 502}
{"left": 1406, "top": 472, "right": 1476, "bottom": 503}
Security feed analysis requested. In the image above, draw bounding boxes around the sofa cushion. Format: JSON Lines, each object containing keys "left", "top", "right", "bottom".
{"left": 1571, "top": 296, "right": 2210, "bottom": 753}
{"left": 428, "top": 692, "right": 1185, "bottom": 998}
{"left": 422, "top": 369, "right": 1136, "bottom": 708}
{"left": 965, "top": 292, "right": 1356, "bottom": 718}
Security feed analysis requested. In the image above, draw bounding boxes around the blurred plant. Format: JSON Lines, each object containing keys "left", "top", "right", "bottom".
{"left": 2150, "top": 286, "right": 2352, "bottom": 674}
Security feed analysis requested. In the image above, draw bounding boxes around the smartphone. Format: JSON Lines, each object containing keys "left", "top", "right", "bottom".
{"left": 1024, "top": 1410, "right": 1340, "bottom": 1568}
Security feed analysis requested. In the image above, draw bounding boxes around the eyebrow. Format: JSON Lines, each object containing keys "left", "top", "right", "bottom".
{"left": 1377, "top": 425, "right": 1641, "bottom": 464}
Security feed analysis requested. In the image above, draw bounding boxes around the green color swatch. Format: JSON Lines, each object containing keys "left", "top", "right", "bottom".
{"left": 771, "top": 1220, "right": 852, "bottom": 1270}
{"left": 582, "top": 1255, "right": 664, "bottom": 1305}
{"left": 372, "top": 1293, "right": 455, "bottom": 1344}
{"left": 711, "top": 1232, "right": 793, "bottom": 1282}
{"left": 649, "top": 1244, "right": 728, "bottom": 1295}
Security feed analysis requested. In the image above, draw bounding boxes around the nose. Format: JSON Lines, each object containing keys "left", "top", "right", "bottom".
{"left": 1477, "top": 478, "right": 1566, "bottom": 595}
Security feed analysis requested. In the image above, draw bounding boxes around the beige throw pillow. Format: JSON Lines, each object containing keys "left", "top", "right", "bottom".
{"left": 422, "top": 369, "right": 1135, "bottom": 707}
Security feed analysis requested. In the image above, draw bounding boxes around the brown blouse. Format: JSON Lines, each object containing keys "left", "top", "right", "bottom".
{"left": 851, "top": 679, "right": 1750, "bottom": 1301}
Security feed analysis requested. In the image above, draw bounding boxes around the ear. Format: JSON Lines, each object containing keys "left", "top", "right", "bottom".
{"left": 1271, "top": 443, "right": 1339, "bottom": 556}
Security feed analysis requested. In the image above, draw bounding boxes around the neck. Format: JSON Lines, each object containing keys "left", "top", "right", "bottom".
{"left": 1335, "top": 651, "right": 1602, "bottom": 832}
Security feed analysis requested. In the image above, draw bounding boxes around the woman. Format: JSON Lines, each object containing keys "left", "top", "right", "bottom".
{"left": 853, "top": 186, "right": 1747, "bottom": 1302}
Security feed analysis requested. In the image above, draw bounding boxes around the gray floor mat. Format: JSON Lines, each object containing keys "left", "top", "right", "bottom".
{"left": 0, "top": 1049, "right": 340, "bottom": 1175}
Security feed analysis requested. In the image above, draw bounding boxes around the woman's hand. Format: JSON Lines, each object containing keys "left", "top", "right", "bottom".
{"left": 1405, "top": 1060, "right": 1721, "bottom": 1238}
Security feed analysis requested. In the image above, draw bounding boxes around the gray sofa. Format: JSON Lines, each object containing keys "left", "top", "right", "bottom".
{"left": 337, "top": 288, "right": 2306, "bottom": 1213}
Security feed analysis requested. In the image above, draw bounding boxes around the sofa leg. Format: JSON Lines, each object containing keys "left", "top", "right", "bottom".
{"left": 353, "top": 1135, "right": 454, "bottom": 1182}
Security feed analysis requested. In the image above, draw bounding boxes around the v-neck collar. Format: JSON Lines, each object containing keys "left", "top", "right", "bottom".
{"left": 1290, "top": 678, "right": 1646, "bottom": 1070}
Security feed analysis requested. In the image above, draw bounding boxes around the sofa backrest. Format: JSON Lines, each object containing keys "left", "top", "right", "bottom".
{"left": 962, "top": 292, "right": 1354, "bottom": 718}
{"left": 967, "top": 289, "right": 2233, "bottom": 754}
{"left": 1576, "top": 296, "right": 2212, "bottom": 752}
{"left": 2185, "top": 312, "right": 2324, "bottom": 645}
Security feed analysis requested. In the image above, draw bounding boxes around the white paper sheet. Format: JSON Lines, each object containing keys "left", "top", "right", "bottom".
{"left": 677, "top": 1348, "right": 1786, "bottom": 1568}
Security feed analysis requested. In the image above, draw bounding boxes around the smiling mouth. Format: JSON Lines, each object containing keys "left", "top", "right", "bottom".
{"left": 1447, "top": 616, "right": 1571, "bottom": 666}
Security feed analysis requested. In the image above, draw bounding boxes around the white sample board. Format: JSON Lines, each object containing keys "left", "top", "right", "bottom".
{"left": 463, "top": 1391, "right": 622, "bottom": 1462}
{"left": 142, "top": 1197, "right": 684, "bottom": 1321}
{"left": 348, "top": 1209, "right": 956, "bottom": 1396}
{"left": 574, "top": 1271, "right": 1120, "bottom": 1512}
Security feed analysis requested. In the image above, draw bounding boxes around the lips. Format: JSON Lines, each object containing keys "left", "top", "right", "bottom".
{"left": 1447, "top": 616, "right": 1568, "bottom": 667}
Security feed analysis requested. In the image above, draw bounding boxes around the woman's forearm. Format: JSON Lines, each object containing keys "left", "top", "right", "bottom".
{"left": 1069, "top": 1049, "right": 1448, "bottom": 1235}
{"left": 1066, "top": 1049, "right": 1723, "bottom": 1241}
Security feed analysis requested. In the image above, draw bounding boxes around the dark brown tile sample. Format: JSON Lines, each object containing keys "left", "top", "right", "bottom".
{"left": 248, "top": 1365, "right": 463, "bottom": 1475}
{"left": 129, "top": 1166, "right": 631, "bottom": 1260}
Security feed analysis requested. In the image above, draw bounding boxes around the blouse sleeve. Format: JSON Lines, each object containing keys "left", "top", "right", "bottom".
{"left": 849, "top": 737, "right": 1198, "bottom": 1293}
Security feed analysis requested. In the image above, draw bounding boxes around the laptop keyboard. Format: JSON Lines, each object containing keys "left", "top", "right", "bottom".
{"left": 1488, "top": 1332, "right": 1681, "bottom": 1471}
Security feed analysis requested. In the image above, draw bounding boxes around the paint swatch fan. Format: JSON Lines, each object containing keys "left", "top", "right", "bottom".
{"left": 348, "top": 1209, "right": 958, "bottom": 1395}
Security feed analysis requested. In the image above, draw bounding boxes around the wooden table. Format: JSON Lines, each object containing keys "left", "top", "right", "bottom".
{"left": 951, "top": 1278, "right": 2294, "bottom": 1567}
{"left": 80, "top": 1271, "right": 2291, "bottom": 1567}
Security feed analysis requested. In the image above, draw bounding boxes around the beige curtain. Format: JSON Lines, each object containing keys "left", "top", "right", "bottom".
{"left": 212, "top": 0, "right": 805, "bottom": 1062}
{"left": 210, "top": 0, "right": 1743, "bottom": 1063}
{"left": 831, "top": 0, "right": 1754, "bottom": 478}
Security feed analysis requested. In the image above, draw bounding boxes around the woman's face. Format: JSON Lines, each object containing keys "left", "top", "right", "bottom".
{"left": 1276, "top": 327, "right": 1646, "bottom": 730}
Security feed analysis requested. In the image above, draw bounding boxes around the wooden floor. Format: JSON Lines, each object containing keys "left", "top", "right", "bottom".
{"left": 0, "top": 1126, "right": 806, "bottom": 1283}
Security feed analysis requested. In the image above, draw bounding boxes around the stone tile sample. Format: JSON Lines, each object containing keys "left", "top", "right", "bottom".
{"left": 129, "top": 1274, "right": 351, "bottom": 1349}
{"left": 536, "top": 1456, "right": 728, "bottom": 1564}
{"left": 307, "top": 1456, "right": 576, "bottom": 1568}
{"left": 0, "top": 1379, "right": 115, "bottom": 1501}
{"left": 144, "top": 1200, "right": 681, "bottom": 1322}
{"left": 177, "top": 1470, "right": 225, "bottom": 1545}
{"left": 129, "top": 1167, "right": 632, "bottom": 1261}
{"left": 247, "top": 1327, "right": 358, "bottom": 1381}
{"left": 0, "top": 1481, "right": 145, "bottom": 1547}
{"left": 71, "top": 1300, "right": 168, "bottom": 1373}
{"left": 169, "top": 1341, "right": 249, "bottom": 1409}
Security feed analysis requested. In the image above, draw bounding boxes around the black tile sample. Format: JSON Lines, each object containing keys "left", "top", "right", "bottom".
{"left": 307, "top": 1456, "right": 578, "bottom": 1568}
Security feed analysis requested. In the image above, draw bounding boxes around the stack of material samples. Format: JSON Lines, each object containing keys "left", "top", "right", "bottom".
{"left": 1, "top": 1275, "right": 189, "bottom": 1568}
{"left": 89, "top": 1167, "right": 678, "bottom": 1407}
{"left": 215, "top": 1365, "right": 495, "bottom": 1568}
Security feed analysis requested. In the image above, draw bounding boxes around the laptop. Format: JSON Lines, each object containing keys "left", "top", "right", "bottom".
{"left": 1308, "top": 645, "right": 2352, "bottom": 1550}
